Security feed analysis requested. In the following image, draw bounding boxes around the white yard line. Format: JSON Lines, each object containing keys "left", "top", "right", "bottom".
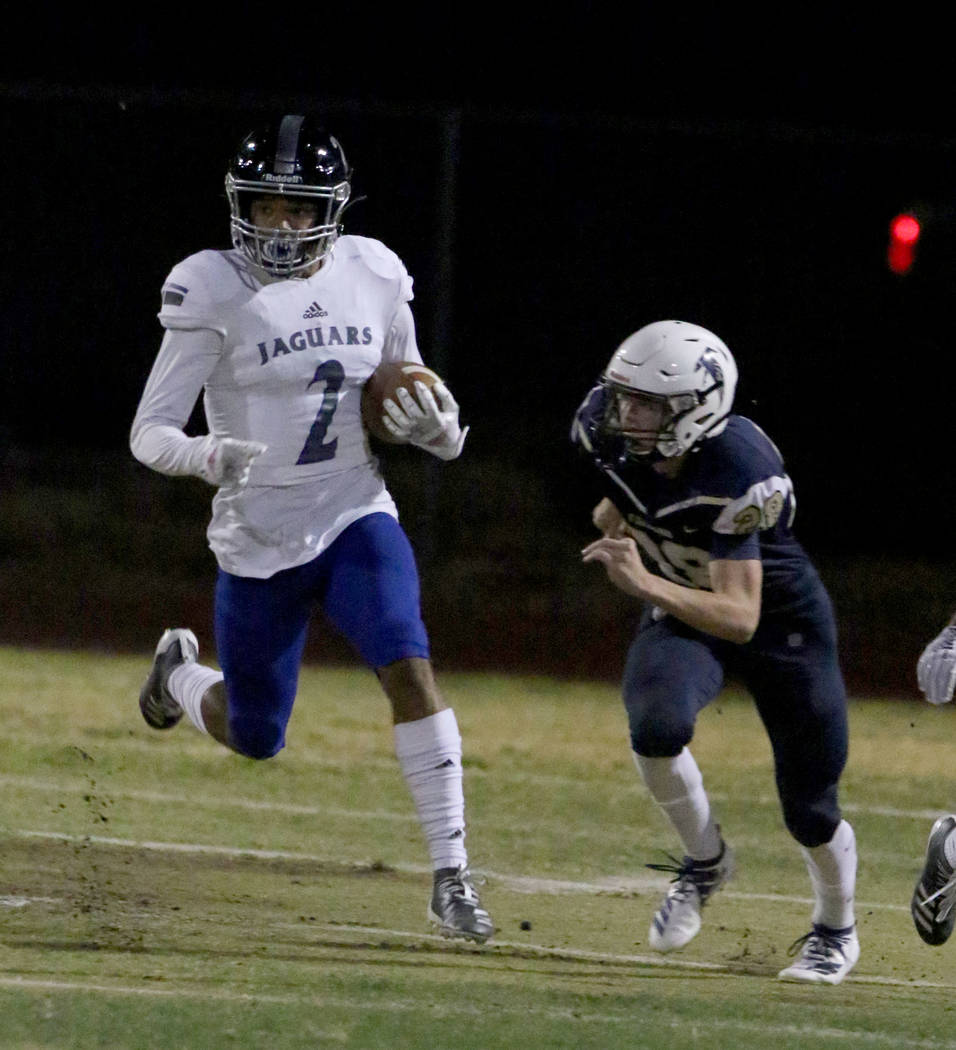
{"left": 12, "top": 733, "right": 954, "bottom": 806}
{"left": 0, "top": 773, "right": 418, "bottom": 823}
{"left": 7, "top": 826, "right": 909, "bottom": 912}
{"left": 299, "top": 920, "right": 956, "bottom": 991}
{"left": 0, "top": 772, "right": 948, "bottom": 824}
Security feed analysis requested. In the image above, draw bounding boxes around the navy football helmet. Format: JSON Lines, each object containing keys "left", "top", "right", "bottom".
{"left": 225, "top": 115, "right": 351, "bottom": 277}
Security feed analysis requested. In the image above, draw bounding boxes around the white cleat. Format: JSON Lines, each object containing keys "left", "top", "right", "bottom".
{"left": 646, "top": 839, "right": 734, "bottom": 952}
{"left": 778, "top": 924, "right": 859, "bottom": 984}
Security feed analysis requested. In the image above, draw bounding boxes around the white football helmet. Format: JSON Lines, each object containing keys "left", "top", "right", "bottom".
{"left": 601, "top": 320, "right": 737, "bottom": 458}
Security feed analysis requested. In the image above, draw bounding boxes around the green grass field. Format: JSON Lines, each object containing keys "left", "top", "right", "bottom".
{"left": 3, "top": 644, "right": 956, "bottom": 1049}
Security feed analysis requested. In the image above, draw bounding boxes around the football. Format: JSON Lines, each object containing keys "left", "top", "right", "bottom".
{"left": 361, "top": 360, "right": 444, "bottom": 444}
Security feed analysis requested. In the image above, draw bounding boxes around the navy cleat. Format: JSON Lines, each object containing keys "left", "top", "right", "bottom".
{"left": 911, "top": 814, "right": 956, "bottom": 946}
{"left": 778, "top": 924, "right": 859, "bottom": 984}
{"left": 646, "top": 837, "right": 734, "bottom": 951}
{"left": 138, "top": 628, "right": 199, "bottom": 729}
{"left": 428, "top": 865, "right": 494, "bottom": 943}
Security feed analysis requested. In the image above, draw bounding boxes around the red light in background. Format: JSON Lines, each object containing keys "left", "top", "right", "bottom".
{"left": 892, "top": 214, "right": 921, "bottom": 244}
{"left": 887, "top": 212, "right": 921, "bottom": 274}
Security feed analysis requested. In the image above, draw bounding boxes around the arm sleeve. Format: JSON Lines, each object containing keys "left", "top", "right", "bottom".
{"left": 129, "top": 327, "right": 223, "bottom": 477}
{"left": 381, "top": 301, "right": 423, "bottom": 365}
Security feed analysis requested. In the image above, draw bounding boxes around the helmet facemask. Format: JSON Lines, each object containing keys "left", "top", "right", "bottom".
{"left": 226, "top": 180, "right": 350, "bottom": 277}
{"left": 603, "top": 384, "right": 702, "bottom": 460}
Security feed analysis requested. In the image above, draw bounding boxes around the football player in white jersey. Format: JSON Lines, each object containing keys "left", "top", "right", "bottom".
{"left": 130, "top": 114, "right": 492, "bottom": 942}
{"left": 911, "top": 613, "right": 956, "bottom": 946}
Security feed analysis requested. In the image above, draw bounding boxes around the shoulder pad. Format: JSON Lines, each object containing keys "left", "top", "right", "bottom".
{"left": 713, "top": 475, "right": 795, "bottom": 535}
{"left": 158, "top": 250, "right": 241, "bottom": 333}
{"left": 335, "top": 235, "right": 413, "bottom": 297}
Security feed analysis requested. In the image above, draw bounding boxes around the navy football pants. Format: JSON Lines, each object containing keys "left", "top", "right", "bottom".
{"left": 214, "top": 512, "right": 430, "bottom": 759}
{"left": 622, "top": 594, "right": 849, "bottom": 848}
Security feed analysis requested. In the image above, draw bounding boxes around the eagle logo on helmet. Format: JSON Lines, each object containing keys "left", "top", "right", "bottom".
{"left": 696, "top": 350, "right": 725, "bottom": 386}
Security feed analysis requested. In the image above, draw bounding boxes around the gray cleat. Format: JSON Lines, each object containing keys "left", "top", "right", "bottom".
{"left": 138, "top": 628, "right": 198, "bottom": 729}
{"left": 912, "top": 814, "right": 956, "bottom": 946}
{"left": 428, "top": 865, "right": 494, "bottom": 943}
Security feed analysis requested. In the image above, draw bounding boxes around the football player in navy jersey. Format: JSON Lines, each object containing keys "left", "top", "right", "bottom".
{"left": 129, "top": 115, "right": 492, "bottom": 942}
{"left": 911, "top": 613, "right": 956, "bottom": 945}
{"left": 572, "top": 320, "right": 858, "bottom": 984}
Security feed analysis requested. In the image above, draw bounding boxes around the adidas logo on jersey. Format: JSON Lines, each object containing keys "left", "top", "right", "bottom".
{"left": 302, "top": 301, "right": 328, "bottom": 319}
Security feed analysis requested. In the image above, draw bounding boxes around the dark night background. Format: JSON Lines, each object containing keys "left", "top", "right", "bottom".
{"left": 1, "top": 16, "right": 953, "bottom": 695}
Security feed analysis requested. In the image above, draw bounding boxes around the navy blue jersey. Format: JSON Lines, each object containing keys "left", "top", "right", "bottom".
{"left": 572, "top": 385, "right": 822, "bottom": 618}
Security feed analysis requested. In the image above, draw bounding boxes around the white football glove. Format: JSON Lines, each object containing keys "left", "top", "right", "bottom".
{"left": 917, "top": 624, "right": 956, "bottom": 705}
{"left": 381, "top": 380, "right": 468, "bottom": 461}
{"left": 191, "top": 435, "right": 267, "bottom": 488}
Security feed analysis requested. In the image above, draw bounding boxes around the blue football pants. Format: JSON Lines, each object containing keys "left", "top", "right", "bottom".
{"left": 213, "top": 512, "right": 430, "bottom": 758}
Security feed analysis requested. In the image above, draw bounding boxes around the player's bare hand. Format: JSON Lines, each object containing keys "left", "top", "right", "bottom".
{"left": 917, "top": 624, "right": 956, "bottom": 705}
{"left": 581, "top": 536, "right": 652, "bottom": 597}
{"left": 592, "top": 498, "right": 625, "bottom": 537}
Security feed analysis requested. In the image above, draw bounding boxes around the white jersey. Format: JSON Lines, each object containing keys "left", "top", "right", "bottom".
{"left": 131, "top": 235, "right": 423, "bottom": 578}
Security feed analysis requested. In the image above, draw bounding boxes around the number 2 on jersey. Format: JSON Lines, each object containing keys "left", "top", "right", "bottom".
{"left": 296, "top": 359, "right": 345, "bottom": 464}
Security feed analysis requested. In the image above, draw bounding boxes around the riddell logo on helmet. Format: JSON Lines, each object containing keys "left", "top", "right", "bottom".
{"left": 608, "top": 369, "right": 628, "bottom": 382}
{"left": 262, "top": 174, "right": 304, "bottom": 184}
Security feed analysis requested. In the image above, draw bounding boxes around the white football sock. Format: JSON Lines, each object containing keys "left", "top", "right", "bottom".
{"left": 801, "top": 819, "right": 857, "bottom": 929}
{"left": 633, "top": 748, "right": 723, "bottom": 860}
{"left": 394, "top": 708, "right": 468, "bottom": 871}
{"left": 167, "top": 663, "right": 223, "bottom": 735}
